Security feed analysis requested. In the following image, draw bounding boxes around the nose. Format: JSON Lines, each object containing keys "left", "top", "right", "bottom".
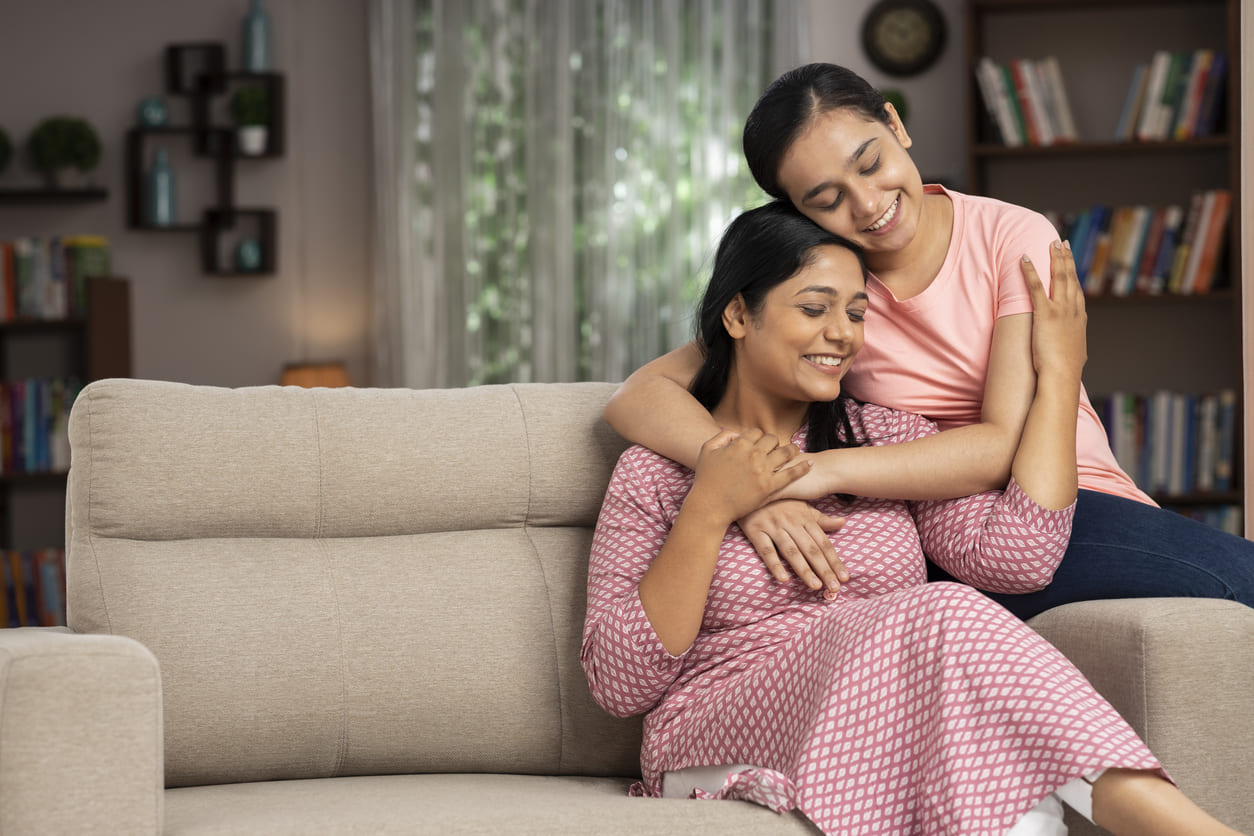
{"left": 824, "top": 314, "right": 854, "bottom": 345}
{"left": 846, "top": 181, "right": 878, "bottom": 220}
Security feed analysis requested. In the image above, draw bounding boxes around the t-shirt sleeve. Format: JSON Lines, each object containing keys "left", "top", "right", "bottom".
{"left": 994, "top": 207, "right": 1062, "bottom": 319}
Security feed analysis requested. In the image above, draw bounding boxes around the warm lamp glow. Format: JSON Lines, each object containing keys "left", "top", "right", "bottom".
{"left": 281, "top": 362, "right": 351, "bottom": 388}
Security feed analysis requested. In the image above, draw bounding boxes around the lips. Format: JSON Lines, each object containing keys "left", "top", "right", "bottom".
{"left": 804, "top": 355, "right": 845, "bottom": 375}
{"left": 863, "top": 195, "right": 899, "bottom": 233}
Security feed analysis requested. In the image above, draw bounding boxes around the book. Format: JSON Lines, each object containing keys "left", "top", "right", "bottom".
{"left": 1039, "top": 56, "right": 1077, "bottom": 142}
{"left": 1012, "top": 58, "right": 1055, "bottom": 145}
{"left": 1155, "top": 51, "right": 1190, "bottom": 140}
{"left": 1194, "top": 52, "right": 1227, "bottom": 137}
{"left": 999, "top": 63, "right": 1029, "bottom": 147}
{"left": 1167, "top": 191, "right": 1205, "bottom": 293}
{"left": 975, "top": 57, "right": 1023, "bottom": 146}
{"left": 1116, "top": 206, "right": 1152, "bottom": 296}
{"left": 1188, "top": 189, "right": 1232, "bottom": 293}
{"left": 1148, "top": 205, "right": 1185, "bottom": 294}
{"left": 1214, "top": 389, "right": 1236, "bottom": 491}
{"left": 1173, "top": 49, "right": 1213, "bottom": 140}
{"left": 1114, "top": 63, "right": 1149, "bottom": 141}
{"left": 1136, "top": 51, "right": 1172, "bottom": 141}
{"left": 1179, "top": 190, "right": 1218, "bottom": 294}
{"left": 1132, "top": 206, "right": 1168, "bottom": 294}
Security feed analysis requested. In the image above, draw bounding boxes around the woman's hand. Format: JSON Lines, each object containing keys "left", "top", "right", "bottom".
{"left": 1023, "top": 240, "right": 1086, "bottom": 386}
{"left": 685, "top": 429, "right": 812, "bottom": 527}
{"left": 739, "top": 501, "right": 848, "bottom": 597}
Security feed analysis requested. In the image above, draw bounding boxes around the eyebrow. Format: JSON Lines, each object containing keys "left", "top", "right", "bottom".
{"left": 795, "top": 286, "right": 869, "bottom": 302}
{"left": 799, "top": 138, "right": 877, "bottom": 203}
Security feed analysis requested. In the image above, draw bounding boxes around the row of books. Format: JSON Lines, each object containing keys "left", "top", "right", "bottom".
{"left": 0, "top": 378, "right": 81, "bottom": 476}
{"left": 1167, "top": 505, "right": 1242, "bottom": 538}
{"left": 974, "top": 56, "right": 1076, "bottom": 147}
{"left": 1115, "top": 49, "right": 1228, "bottom": 142}
{"left": 1042, "top": 189, "right": 1231, "bottom": 296}
{"left": 0, "top": 235, "right": 111, "bottom": 322}
{"left": 2, "top": 548, "right": 65, "bottom": 627}
{"left": 1096, "top": 389, "right": 1237, "bottom": 498}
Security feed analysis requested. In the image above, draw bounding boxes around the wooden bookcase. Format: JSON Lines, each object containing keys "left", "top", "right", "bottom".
{"left": 965, "top": 0, "right": 1243, "bottom": 515}
{"left": 0, "top": 274, "right": 131, "bottom": 550}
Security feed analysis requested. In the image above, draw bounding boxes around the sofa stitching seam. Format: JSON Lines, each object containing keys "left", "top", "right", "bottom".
{"left": 510, "top": 384, "right": 565, "bottom": 773}
{"left": 311, "top": 390, "right": 349, "bottom": 775}
{"left": 84, "top": 388, "right": 113, "bottom": 634}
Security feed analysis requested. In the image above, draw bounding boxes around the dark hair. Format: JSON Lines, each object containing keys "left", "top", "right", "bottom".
{"left": 690, "top": 200, "right": 864, "bottom": 454}
{"left": 743, "top": 63, "right": 890, "bottom": 199}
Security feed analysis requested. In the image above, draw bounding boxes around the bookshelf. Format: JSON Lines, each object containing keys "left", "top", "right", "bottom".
{"left": 966, "top": 0, "right": 1243, "bottom": 522}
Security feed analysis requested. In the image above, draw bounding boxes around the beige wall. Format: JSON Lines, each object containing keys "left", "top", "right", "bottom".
{"left": 805, "top": 0, "right": 966, "bottom": 188}
{"left": 0, "top": 0, "right": 371, "bottom": 387}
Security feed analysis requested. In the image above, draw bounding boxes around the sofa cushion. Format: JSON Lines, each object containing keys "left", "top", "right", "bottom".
{"left": 164, "top": 774, "right": 822, "bottom": 835}
{"left": 67, "top": 380, "right": 639, "bottom": 787}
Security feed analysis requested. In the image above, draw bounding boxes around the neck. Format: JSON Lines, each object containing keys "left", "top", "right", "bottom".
{"left": 865, "top": 189, "right": 953, "bottom": 295}
{"left": 710, "top": 365, "right": 809, "bottom": 441}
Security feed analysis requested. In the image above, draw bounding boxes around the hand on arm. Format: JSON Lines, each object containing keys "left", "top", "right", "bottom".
{"left": 638, "top": 429, "right": 811, "bottom": 655}
{"left": 1009, "top": 241, "right": 1085, "bottom": 509}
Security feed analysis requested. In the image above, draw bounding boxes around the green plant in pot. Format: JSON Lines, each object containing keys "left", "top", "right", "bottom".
{"left": 230, "top": 85, "right": 270, "bottom": 156}
{"left": 27, "top": 116, "right": 101, "bottom": 187}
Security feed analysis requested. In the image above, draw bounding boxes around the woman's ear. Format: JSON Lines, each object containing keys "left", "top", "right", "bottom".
{"left": 884, "top": 102, "right": 913, "bottom": 150}
{"left": 722, "top": 294, "right": 750, "bottom": 339}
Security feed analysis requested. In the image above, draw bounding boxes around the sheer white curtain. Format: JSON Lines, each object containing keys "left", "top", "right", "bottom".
{"left": 370, "top": 0, "right": 807, "bottom": 388}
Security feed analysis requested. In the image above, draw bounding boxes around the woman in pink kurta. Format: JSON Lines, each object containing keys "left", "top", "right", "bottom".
{"left": 582, "top": 202, "right": 1239, "bottom": 836}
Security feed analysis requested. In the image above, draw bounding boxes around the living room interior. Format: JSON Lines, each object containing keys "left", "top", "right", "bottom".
{"left": 0, "top": 1, "right": 1252, "bottom": 833}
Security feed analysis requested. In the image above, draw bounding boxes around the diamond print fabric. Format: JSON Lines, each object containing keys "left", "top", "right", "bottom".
{"left": 582, "top": 401, "right": 1164, "bottom": 835}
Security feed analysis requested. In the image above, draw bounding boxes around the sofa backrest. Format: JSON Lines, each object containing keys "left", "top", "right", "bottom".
{"left": 66, "top": 379, "right": 641, "bottom": 788}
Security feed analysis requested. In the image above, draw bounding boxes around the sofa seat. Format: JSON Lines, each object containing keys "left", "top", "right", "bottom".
{"left": 164, "top": 774, "right": 820, "bottom": 835}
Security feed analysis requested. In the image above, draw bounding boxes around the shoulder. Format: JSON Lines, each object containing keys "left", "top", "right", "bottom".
{"left": 845, "top": 400, "right": 939, "bottom": 447}
{"left": 948, "top": 187, "right": 1057, "bottom": 243}
{"left": 610, "top": 444, "right": 693, "bottom": 501}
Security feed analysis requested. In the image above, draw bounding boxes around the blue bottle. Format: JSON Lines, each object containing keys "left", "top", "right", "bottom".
{"left": 148, "top": 147, "right": 176, "bottom": 226}
{"left": 242, "top": 0, "right": 270, "bottom": 72}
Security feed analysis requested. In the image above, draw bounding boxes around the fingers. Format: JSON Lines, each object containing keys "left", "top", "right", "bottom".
{"left": 746, "top": 529, "right": 791, "bottom": 584}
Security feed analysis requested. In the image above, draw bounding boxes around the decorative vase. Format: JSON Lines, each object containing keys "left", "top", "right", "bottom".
{"left": 137, "top": 96, "right": 168, "bottom": 127}
{"left": 242, "top": 0, "right": 271, "bottom": 72}
{"left": 147, "top": 147, "right": 176, "bottom": 226}
{"left": 238, "top": 125, "right": 268, "bottom": 155}
{"left": 234, "top": 238, "right": 263, "bottom": 272}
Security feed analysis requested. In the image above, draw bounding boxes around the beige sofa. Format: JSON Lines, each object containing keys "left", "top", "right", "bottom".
{"left": 0, "top": 378, "right": 1250, "bottom": 835}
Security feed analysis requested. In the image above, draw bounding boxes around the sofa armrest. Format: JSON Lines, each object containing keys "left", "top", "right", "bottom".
{"left": 0, "top": 627, "right": 163, "bottom": 835}
{"left": 1028, "top": 598, "right": 1254, "bottom": 833}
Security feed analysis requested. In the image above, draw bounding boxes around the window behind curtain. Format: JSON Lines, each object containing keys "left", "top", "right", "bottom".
{"left": 391, "top": 0, "right": 797, "bottom": 386}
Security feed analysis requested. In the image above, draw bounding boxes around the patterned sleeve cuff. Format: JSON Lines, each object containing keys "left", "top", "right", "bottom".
{"left": 1001, "top": 476, "right": 1076, "bottom": 535}
{"left": 619, "top": 588, "right": 689, "bottom": 669}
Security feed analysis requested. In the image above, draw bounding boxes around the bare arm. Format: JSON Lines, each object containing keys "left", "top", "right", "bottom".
{"left": 1008, "top": 241, "right": 1083, "bottom": 509}
{"left": 603, "top": 341, "right": 710, "bottom": 470}
{"left": 605, "top": 324, "right": 1037, "bottom": 503}
{"left": 778, "top": 311, "right": 1035, "bottom": 501}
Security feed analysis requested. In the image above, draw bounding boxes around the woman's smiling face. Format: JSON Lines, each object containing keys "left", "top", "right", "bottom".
{"left": 775, "top": 105, "right": 924, "bottom": 256}
{"left": 727, "top": 243, "right": 868, "bottom": 407}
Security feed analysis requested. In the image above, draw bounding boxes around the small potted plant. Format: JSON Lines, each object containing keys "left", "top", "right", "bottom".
{"left": 26, "top": 116, "right": 101, "bottom": 187}
{"left": 230, "top": 85, "right": 270, "bottom": 156}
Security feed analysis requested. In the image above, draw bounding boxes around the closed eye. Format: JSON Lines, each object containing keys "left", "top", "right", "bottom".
{"left": 800, "top": 306, "right": 827, "bottom": 317}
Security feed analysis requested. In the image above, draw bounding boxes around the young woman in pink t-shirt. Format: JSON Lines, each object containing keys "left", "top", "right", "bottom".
{"left": 603, "top": 63, "right": 1254, "bottom": 620}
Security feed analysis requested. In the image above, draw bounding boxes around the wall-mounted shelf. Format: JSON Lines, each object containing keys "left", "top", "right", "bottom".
{"left": 126, "top": 42, "right": 282, "bottom": 276}
{"left": 0, "top": 188, "right": 109, "bottom": 204}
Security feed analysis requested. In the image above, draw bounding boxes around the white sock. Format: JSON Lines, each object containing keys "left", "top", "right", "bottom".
{"left": 1006, "top": 793, "right": 1068, "bottom": 836}
{"left": 1053, "top": 770, "right": 1105, "bottom": 824}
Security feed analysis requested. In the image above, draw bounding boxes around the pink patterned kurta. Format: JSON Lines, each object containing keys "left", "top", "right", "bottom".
{"left": 582, "top": 402, "right": 1163, "bottom": 835}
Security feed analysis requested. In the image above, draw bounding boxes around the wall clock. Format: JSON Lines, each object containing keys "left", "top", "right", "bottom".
{"left": 860, "top": 0, "right": 947, "bottom": 78}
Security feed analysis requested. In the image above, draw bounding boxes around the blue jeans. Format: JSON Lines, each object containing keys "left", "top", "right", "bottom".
{"left": 929, "top": 489, "right": 1254, "bottom": 621}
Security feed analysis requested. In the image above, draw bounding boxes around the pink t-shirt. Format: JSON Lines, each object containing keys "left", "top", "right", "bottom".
{"left": 843, "top": 185, "right": 1153, "bottom": 505}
